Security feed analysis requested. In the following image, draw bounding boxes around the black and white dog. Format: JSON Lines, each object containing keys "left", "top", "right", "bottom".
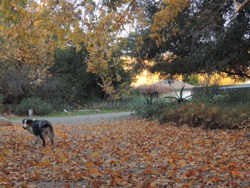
{"left": 22, "top": 119, "right": 54, "bottom": 147}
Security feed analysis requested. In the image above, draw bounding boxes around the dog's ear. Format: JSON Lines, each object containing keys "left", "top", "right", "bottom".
{"left": 26, "top": 119, "right": 33, "bottom": 124}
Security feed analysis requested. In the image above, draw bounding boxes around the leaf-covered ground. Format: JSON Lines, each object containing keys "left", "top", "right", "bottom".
{"left": 0, "top": 119, "right": 249, "bottom": 187}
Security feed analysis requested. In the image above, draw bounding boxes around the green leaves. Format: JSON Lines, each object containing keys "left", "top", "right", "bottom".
{"left": 0, "top": 120, "right": 249, "bottom": 187}
{"left": 149, "top": 0, "right": 250, "bottom": 79}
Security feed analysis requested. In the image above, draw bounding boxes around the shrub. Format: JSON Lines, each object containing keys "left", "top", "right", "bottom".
{"left": 160, "top": 102, "right": 219, "bottom": 129}
{"left": 159, "top": 102, "right": 250, "bottom": 129}
{"left": 218, "top": 105, "right": 250, "bottom": 129}
{"left": 15, "top": 98, "right": 53, "bottom": 115}
{"left": 129, "top": 97, "right": 176, "bottom": 119}
{"left": 0, "top": 94, "right": 4, "bottom": 113}
{"left": 132, "top": 95, "right": 250, "bottom": 130}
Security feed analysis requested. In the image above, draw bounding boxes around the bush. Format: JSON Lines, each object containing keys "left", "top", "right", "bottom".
{"left": 0, "top": 94, "right": 4, "bottom": 113}
{"left": 129, "top": 97, "right": 176, "bottom": 119}
{"left": 15, "top": 98, "right": 53, "bottom": 115}
{"left": 159, "top": 102, "right": 250, "bottom": 129}
{"left": 132, "top": 96, "right": 250, "bottom": 129}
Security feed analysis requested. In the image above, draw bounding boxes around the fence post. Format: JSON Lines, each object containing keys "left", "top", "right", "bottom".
{"left": 28, "top": 109, "right": 33, "bottom": 117}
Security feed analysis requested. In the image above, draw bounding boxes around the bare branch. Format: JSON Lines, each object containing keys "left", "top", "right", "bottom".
{"left": 234, "top": 0, "right": 250, "bottom": 13}
{"left": 221, "top": 69, "right": 250, "bottom": 79}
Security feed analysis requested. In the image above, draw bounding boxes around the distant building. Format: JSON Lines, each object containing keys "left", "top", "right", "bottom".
{"left": 136, "top": 79, "right": 194, "bottom": 99}
{"left": 192, "top": 83, "right": 250, "bottom": 103}
{"left": 219, "top": 84, "right": 250, "bottom": 89}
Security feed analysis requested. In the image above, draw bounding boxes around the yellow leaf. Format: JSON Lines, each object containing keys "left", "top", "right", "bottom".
{"left": 34, "top": 20, "right": 41, "bottom": 27}
{"left": 85, "top": 161, "right": 93, "bottom": 168}
{"left": 92, "top": 151, "right": 101, "bottom": 159}
{"left": 144, "top": 153, "right": 153, "bottom": 163}
{"left": 179, "top": 160, "right": 186, "bottom": 167}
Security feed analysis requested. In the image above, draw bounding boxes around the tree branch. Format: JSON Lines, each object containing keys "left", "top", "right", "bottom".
{"left": 234, "top": 0, "right": 250, "bottom": 13}
{"left": 221, "top": 69, "right": 250, "bottom": 79}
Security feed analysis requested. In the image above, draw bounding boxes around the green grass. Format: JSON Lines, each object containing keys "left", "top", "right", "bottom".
{"left": 8, "top": 108, "right": 128, "bottom": 120}
{"left": 46, "top": 109, "right": 125, "bottom": 117}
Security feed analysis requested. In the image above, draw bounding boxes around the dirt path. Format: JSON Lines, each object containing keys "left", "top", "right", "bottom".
{"left": 11, "top": 112, "right": 132, "bottom": 125}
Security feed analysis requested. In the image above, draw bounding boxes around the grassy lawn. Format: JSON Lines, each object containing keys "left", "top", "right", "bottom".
{"left": 0, "top": 119, "right": 249, "bottom": 187}
{"left": 46, "top": 108, "right": 126, "bottom": 117}
{"left": 7, "top": 108, "right": 128, "bottom": 120}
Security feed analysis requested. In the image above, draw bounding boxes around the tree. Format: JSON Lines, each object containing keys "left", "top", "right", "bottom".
{"left": 82, "top": 0, "right": 147, "bottom": 99}
{"left": 234, "top": 0, "right": 250, "bottom": 13}
{"left": 134, "top": 0, "right": 250, "bottom": 79}
{"left": 37, "top": 46, "right": 104, "bottom": 106}
{"left": 0, "top": 0, "right": 82, "bottom": 82}
{"left": 152, "top": 1, "right": 250, "bottom": 78}
{"left": 0, "top": 61, "right": 33, "bottom": 104}
{"left": 0, "top": 0, "right": 132, "bottom": 100}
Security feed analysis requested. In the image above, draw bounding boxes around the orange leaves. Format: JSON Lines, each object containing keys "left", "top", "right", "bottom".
{"left": 30, "top": 172, "right": 41, "bottom": 181}
{"left": 89, "top": 167, "right": 102, "bottom": 176}
{"left": 0, "top": 120, "right": 249, "bottom": 187}
{"left": 143, "top": 152, "right": 153, "bottom": 163}
{"left": 36, "top": 158, "right": 51, "bottom": 169}
{"left": 231, "top": 170, "right": 242, "bottom": 177}
{"left": 179, "top": 160, "right": 186, "bottom": 167}
{"left": 85, "top": 161, "right": 93, "bottom": 168}
{"left": 185, "top": 169, "right": 197, "bottom": 178}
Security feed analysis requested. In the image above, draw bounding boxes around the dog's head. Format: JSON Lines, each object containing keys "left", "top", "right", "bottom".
{"left": 22, "top": 119, "right": 34, "bottom": 129}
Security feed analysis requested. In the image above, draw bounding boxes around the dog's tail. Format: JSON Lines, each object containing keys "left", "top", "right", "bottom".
{"left": 47, "top": 123, "right": 54, "bottom": 146}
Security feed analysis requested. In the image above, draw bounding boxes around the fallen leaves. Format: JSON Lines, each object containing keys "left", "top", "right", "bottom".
{"left": 0, "top": 119, "right": 249, "bottom": 187}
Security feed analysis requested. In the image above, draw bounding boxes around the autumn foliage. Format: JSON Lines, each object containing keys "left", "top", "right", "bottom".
{"left": 0, "top": 119, "right": 249, "bottom": 187}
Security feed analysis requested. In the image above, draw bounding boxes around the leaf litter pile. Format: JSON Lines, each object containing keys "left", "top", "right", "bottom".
{"left": 0, "top": 119, "right": 249, "bottom": 187}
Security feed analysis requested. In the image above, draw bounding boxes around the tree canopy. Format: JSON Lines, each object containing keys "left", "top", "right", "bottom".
{"left": 143, "top": 0, "right": 250, "bottom": 79}
{"left": 0, "top": 0, "right": 249, "bottom": 104}
{"left": 0, "top": 0, "right": 141, "bottom": 99}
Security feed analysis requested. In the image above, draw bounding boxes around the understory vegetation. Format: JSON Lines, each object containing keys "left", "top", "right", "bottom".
{"left": 131, "top": 89, "right": 250, "bottom": 130}
{"left": 1, "top": 83, "right": 249, "bottom": 131}
{"left": 0, "top": 47, "right": 131, "bottom": 116}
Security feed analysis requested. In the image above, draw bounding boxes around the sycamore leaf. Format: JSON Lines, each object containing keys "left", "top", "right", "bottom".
{"left": 185, "top": 169, "right": 197, "bottom": 178}
{"left": 231, "top": 170, "right": 242, "bottom": 177}
{"left": 85, "top": 161, "right": 93, "bottom": 168}
{"left": 0, "top": 120, "right": 249, "bottom": 186}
